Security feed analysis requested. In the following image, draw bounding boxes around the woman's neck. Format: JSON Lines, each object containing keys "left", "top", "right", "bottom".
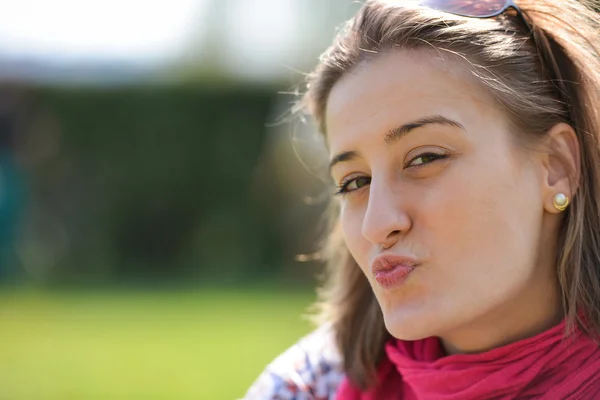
{"left": 440, "top": 280, "right": 563, "bottom": 355}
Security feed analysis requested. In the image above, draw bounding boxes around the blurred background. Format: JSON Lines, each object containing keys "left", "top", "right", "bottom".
{"left": 0, "top": 0, "right": 361, "bottom": 398}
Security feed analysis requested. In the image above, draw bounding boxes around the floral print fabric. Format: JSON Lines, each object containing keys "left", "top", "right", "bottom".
{"left": 244, "top": 326, "right": 344, "bottom": 400}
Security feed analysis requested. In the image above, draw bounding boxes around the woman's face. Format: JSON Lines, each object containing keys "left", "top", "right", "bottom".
{"left": 326, "top": 50, "right": 562, "bottom": 352}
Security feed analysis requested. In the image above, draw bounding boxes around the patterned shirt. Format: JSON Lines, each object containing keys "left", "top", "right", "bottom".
{"left": 244, "top": 326, "right": 345, "bottom": 400}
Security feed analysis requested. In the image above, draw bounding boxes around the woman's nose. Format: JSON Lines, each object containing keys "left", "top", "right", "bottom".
{"left": 361, "top": 181, "right": 411, "bottom": 248}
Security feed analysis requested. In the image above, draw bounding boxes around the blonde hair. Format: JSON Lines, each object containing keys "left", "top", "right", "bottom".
{"left": 302, "top": 0, "right": 600, "bottom": 389}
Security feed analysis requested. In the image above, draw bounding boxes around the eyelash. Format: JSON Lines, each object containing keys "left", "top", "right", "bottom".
{"left": 334, "top": 152, "right": 448, "bottom": 196}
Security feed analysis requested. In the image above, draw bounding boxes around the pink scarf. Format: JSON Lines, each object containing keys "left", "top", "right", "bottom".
{"left": 336, "top": 320, "right": 600, "bottom": 399}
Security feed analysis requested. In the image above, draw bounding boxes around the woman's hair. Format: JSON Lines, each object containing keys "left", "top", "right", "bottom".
{"left": 301, "top": 0, "right": 600, "bottom": 389}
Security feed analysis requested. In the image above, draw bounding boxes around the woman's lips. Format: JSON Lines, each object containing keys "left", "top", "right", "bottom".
{"left": 371, "top": 255, "right": 418, "bottom": 289}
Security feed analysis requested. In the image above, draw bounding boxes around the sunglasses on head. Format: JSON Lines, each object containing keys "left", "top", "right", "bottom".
{"left": 419, "top": 0, "right": 532, "bottom": 32}
{"left": 418, "top": 0, "right": 574, "bottom": 121}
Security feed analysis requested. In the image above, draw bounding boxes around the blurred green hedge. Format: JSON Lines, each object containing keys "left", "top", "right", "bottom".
{"left": 14, "top": 84, "right": 326, "bottom": 285}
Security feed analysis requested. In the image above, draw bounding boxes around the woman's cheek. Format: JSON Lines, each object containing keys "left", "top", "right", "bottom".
{"left": 341, "top": 200, "right": 370, "bottom": 269}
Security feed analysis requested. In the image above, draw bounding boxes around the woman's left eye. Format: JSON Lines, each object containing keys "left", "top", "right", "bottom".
{"left": 407, "top": 152, "right": 448, "bottom": 168}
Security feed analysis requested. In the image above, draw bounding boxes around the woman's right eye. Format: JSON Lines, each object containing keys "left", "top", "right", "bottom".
{"left": 335, "top": 176, "right": 371, "bottom": 196}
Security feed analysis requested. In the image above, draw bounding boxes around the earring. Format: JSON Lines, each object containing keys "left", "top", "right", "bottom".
{"left": 553, "top": 193, "right": 570, "bottom": 212}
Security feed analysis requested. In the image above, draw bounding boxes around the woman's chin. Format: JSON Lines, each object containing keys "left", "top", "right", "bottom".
{"left": 382, "top": 306, "right": 438, "bottom": 341}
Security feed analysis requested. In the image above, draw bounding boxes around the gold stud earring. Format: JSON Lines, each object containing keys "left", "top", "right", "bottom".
{"left": 553, "top": 193, "right": 570, "bottom": 211}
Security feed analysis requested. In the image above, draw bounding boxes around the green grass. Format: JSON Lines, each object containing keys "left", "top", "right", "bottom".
{"left": 0, "top": 287, "right": 316, "bottom": 399}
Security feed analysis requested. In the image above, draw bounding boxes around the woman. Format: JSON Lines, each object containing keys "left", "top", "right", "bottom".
{"left": 246, "top": 0, "right": 600, "bottom": 398}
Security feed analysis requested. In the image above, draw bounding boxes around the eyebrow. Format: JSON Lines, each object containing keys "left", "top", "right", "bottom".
{"left": 328, "top": 114, "right": 465, "bottom": 172}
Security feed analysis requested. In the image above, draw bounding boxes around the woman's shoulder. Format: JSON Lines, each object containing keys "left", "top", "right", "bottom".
{"left": 243, "top": 324, "right": 345, "bottom": 400}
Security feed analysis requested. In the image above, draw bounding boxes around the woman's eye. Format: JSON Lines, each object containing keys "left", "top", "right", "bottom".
{"left": 335, "top": 176, "right": 371, "bottom": 195}
{"left": 407, "top": 152, "right": 447, "bottom": 168}
{"left": 334, "top": 152, "right": 446, "bottom": 195}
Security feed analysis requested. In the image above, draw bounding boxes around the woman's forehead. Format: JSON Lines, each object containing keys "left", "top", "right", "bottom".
{"left": 325, "top": 49, "right": 500, "bottom": 148}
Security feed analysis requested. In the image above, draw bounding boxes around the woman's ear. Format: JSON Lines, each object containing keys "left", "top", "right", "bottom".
{"left": 541, "top": 122, "right": 580, "bottom": 213}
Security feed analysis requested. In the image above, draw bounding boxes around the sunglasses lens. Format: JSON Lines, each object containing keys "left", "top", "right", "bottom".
{"left": 420, "top": 0, "right": 508, "bottom": 17}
